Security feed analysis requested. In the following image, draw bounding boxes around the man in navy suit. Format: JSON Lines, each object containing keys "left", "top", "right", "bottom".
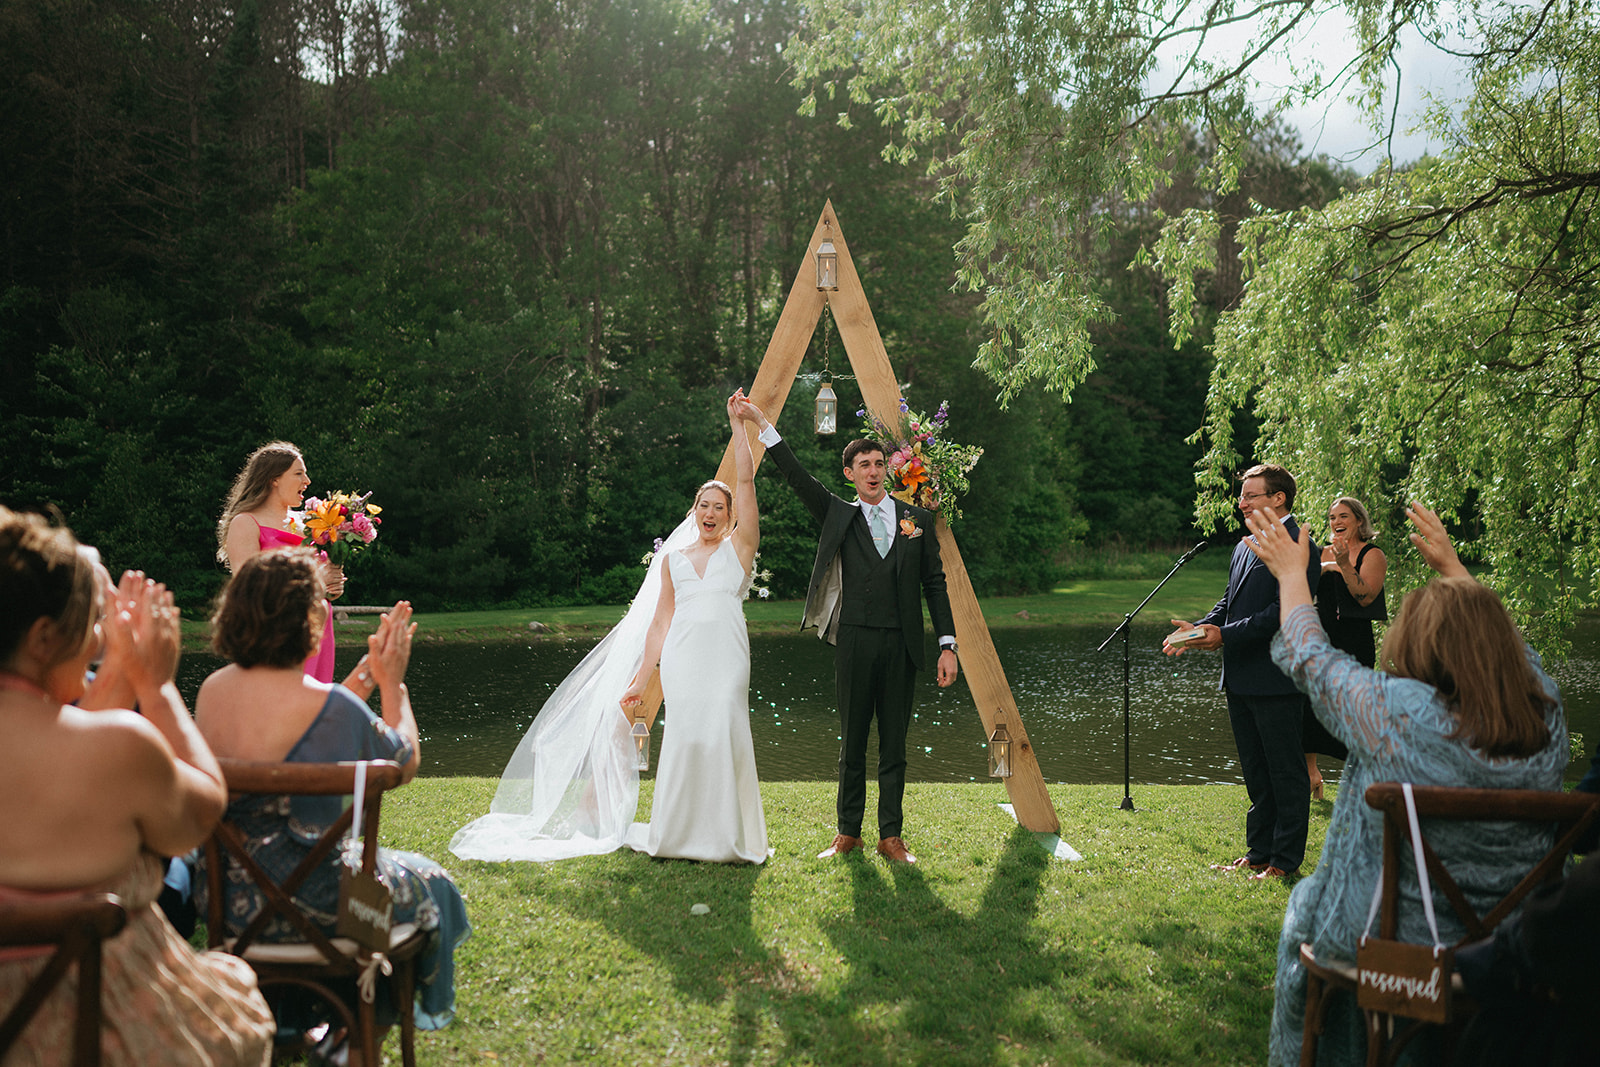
{"left": 1167, "top": 463, "right": 1321, "bottom": 880}
{"left": 734, "top": 394, "right": 958, "bottom": 865}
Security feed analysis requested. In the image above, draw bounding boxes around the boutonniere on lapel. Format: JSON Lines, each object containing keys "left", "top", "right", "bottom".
{"left": 899, "top": 517, "right": 923, "bottom": 539}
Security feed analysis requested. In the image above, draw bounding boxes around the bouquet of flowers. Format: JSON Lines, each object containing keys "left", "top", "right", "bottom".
{"left": 859, "top": 399, "right": 983, "bottom": 520}
{"left": 299, "top": 491, "right": 382, "bottom": 566}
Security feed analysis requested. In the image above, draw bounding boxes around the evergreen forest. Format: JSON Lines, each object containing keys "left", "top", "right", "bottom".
{"left": 4, "top": 0, "right": 1369, "bottom": 612}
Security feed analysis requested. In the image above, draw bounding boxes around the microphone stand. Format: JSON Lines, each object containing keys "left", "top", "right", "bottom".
{"left": 1096, "top": 541, "right": 1210, "bottom": 811}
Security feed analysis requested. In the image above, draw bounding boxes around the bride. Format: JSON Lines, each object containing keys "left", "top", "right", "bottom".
{"left": 451, "top": 392, "right": 768, "bottom": 864}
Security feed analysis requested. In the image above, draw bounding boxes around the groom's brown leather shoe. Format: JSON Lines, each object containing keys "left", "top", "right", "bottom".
{"left": 876, "top": 837, "right": 916, "bottom": 864}
{"left": 817, "top": 834, "right": 864, "bottom": 859}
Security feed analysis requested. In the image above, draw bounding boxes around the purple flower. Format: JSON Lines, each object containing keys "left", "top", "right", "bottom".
{"left": 856, "top": 408, "right": 866, "bottom": 417}
{"left": 653, "top": 537, "right": 664, "bottom": 553}
{"left": 898, "top": 398, "right": 909, "bottom": 413}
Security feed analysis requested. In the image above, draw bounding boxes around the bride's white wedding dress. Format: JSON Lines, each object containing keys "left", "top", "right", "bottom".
{"left": 624, "top": 538, "right": 768, "bottom": 862}
{"left": 449, "top": 519, "right": 766, "bottom": 865}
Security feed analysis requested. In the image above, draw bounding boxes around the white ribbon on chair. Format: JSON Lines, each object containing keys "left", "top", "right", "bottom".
{"left": 356, "top": 951, "right": 393, "bottom": 1004}
{"left": 1361, "top": 782, "right": 1446, "bottom": 953}
{"left": 346, "top": 760, "right": 390, "bottom": 1001}
{"left": 349, "top": 760, "right": 368, "bottom": 863}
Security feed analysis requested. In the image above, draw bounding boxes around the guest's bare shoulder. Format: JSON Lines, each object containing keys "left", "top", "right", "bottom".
{"left": 56, "top": 705, "right": 181, "bottom": 787}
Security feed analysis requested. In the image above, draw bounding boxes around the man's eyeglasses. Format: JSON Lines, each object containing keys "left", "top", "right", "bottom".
{"left": 1238, "top": 491, "right": 1276, "bottom": 504}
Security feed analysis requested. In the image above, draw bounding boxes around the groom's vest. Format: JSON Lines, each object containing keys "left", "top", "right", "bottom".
{"left": 837, "top": 519, "right": 901, "bottom": 629}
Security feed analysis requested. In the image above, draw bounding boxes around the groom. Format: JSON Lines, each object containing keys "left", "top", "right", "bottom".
{"left": 734, "top": 394, "right": 958, "bottom": 864}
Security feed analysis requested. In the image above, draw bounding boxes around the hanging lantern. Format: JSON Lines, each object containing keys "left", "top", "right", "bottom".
{"left": 814, "top": 380, "right": 838, "bottom": 435}
{"left": 815, "top": 239, "right": 839, "bottom": 290}
{"left": 631, "top": 711, "right": 651, "bottom": 771}
{"left": 988, "top": 710, "right": 1013, "bottom": 778}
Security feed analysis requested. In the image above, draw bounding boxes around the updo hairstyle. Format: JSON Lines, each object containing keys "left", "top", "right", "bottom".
{"left": 690, "top": 479, "right": 736, "bottom": 537}
{"left": 211, "top": 547, "right": 326, "bottom": 668}
{"left": 0, "top": 507, "right": 99, "bottom": 669}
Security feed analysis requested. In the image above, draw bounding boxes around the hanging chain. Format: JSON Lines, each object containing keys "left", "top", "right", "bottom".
{"left": 811, "top": 304, "right": 854, "bottom": 381}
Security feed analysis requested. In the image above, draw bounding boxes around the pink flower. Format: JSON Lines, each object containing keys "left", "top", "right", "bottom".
{"left": 351, "top": 513, "right": 377, "bottom": 543}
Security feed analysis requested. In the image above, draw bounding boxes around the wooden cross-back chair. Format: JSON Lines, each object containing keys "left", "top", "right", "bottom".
{"left": 1300, "top": 783, "right": 1600, "bottom": 1067}
{"left": 203, "top": 758, "right": 426, "bottom": 1067}
{"left": 0, "top": 893, "right": 127, "bottom": 1067}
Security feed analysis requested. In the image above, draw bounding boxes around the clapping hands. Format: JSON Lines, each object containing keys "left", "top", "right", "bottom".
{"left": 365, "top": 601, "right": 415, "bottom": 691}
{"left": 1248, "top": 499, "right": 1466, "bottom": 579}
{"left": 102, "top": 570, "right": 182, "bottom": 693}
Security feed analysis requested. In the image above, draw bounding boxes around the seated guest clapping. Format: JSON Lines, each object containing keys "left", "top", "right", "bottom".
{"left": 1244, "top": 502, "right": 1568, "bottom": 1067}
{"left": 194, "top": 548, "right": 470, "bottom": 1051}
{"left": 0, "top": 507, "right": 274, "bottom": 1066}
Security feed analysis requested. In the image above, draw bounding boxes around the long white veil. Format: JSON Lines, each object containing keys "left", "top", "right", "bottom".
{"left": 449, "top": 515, "right": 700, "bottom": 862}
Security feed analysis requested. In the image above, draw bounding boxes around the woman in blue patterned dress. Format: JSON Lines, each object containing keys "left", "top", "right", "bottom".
{"left": 1242, "top": 502, "right": 1567, "bottom": 1066}
{"left": 195, "top": 548, "right": 470, "bottom": 1051}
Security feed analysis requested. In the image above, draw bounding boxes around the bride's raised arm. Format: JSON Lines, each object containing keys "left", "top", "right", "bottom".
{"left": 728, "top": 390, "right": 760, "bottom": 570}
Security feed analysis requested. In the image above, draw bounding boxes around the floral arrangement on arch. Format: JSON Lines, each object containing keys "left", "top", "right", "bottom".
{"left": 859, "top": 399, "right": 983, "bottom": 520}
{"left": 299, "top": 491, "right": 382, "bottom": 566}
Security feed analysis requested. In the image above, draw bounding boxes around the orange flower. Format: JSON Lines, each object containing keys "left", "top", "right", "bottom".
{"left": 306, "top": 499, "right": 345, "bottom": 543}
{"left": 899, "top": 456, "right": 929, "bottom": 490}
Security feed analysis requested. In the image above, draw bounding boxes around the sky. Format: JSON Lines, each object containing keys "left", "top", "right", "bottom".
{"left": 1157, "top": 6, "right": 1475, "bottom": 172}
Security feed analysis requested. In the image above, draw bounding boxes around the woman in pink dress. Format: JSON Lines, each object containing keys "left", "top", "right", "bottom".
{"left": 0, "top": 507, "right": 274, "bottom": 1065}
{"left": 216, "top": 441, "right": 355, "bottom": 691}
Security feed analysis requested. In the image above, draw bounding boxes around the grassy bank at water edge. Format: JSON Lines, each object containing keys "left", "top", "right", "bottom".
{"left": 182, "top": 553, "right": 1236, "bottom": 651}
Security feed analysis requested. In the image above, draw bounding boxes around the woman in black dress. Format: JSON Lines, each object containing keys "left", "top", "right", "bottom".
{"left": 1304, "top": 495, "right": 1388, "bottom": 798}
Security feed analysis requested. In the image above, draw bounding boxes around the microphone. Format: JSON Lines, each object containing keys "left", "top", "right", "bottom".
{"left": 1181, "top": 541, "right": 1209, "bottom": 563}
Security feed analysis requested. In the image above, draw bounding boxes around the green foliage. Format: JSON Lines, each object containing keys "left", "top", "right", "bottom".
{"left": 4, "top": 0, "right": 1118, "bottom": 608}
{"left": 791, "top": 0, "right": 1600, "bottom": 639}
{"left": 1181, "top": 5, "right": 1600, "bottom": 652}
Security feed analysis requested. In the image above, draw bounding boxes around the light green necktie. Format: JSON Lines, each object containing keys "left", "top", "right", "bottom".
{"left": 869, "top": 504, "right": 891, "bottom": 557}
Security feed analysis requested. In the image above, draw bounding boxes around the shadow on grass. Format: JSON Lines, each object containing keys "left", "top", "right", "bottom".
{"left": 541, "top": 823, "right": 1063, "bottom": 1066}
{"left": 792, "top": 825, "right": 1061, "bottom": 1064}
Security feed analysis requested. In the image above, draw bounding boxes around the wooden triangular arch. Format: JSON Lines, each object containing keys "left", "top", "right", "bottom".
{"left": 752, "top": 201, "right": 1065, "bottom": 834}
{"left": 642, "top": 201, "right": 1061, "bottom": 835}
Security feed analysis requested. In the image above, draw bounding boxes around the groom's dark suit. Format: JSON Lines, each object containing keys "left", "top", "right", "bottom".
{"left": 1199, "top": 514, "right": 1321, "bottom": 872}
{"left": 765, "top": 437, "right": 956, "bottom": 839}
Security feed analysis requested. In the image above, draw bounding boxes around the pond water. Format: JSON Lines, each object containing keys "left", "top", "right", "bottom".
{"left": 175, "top": 619, "right": 1600, "bottom": 788}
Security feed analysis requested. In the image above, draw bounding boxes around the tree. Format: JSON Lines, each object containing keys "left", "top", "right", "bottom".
{"left": 1179, "top": 8, "right": 1600, "bottom": 648}
{"left": 791, "top": 0, "right": 1600, "bottom": 635}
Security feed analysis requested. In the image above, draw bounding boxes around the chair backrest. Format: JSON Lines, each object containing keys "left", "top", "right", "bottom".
{"left": 0, "top": 893, "right": 127, "bottom": 1067}
{"left": 203, "top": 759, "right": 405, "bottom": 963}
{"left": 1364, "top": 783, "right": 1600, "bottom": 945}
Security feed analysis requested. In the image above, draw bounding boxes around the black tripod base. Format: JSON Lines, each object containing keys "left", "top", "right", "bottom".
{"left": 1118, "top": 794, "right": 1136, "bottom": 812}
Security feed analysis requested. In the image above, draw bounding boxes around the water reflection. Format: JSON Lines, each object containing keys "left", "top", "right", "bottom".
{"left": 175, "top": 618, "right": 1600, "bottom": 787}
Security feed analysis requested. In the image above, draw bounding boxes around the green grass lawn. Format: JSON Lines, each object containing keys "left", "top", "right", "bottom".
{"left": 377, "top": 777, "right": 1325, "bottom": 1066}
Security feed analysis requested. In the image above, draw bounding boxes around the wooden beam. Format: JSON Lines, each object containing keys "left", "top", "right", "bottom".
{"left": 650, "top": 201, "right": 1062, "bottom": 837}
{"left": 935, "top": 516, "right": 1058, "bottom": 832}
{"left": 637, "top": 208, "right": 832, "bottom": 730}
{"left": 817, "top": 204, "right": 1061, "bottom": 835}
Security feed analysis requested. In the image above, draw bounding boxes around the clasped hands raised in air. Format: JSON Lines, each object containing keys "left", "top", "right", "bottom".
{"left": 1165, "top": 501, "right": 1467, "bottom": 655}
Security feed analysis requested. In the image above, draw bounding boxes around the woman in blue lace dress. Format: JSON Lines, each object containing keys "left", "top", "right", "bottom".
{"left": 195, "top": 549, "right": 470, "bottom": 1048}
{"left": 1242, "top": 503, "right": 1567, "bottom": 1067}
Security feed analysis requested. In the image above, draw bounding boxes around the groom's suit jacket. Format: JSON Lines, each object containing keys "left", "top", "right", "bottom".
{"left": 765, "top": 438, "right": 955, "bottom": 671}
